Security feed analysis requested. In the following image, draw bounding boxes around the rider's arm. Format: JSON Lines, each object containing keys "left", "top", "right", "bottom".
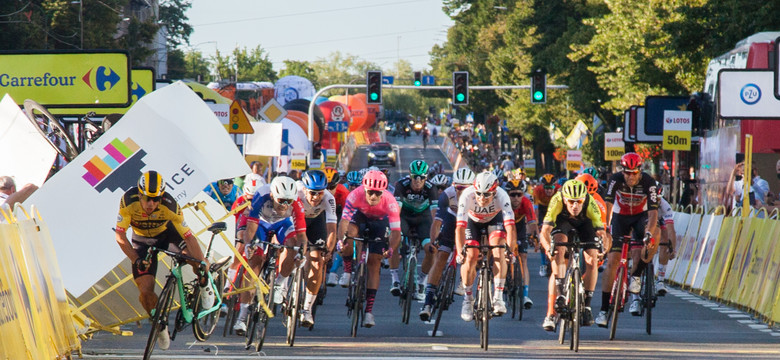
{"left": 324, "top": 192, "right": 338, "bottom": 252}
{"left": 385, "top": 191, "right": 403, "bottom": 252}
{"left": 115, "top": 229, "right": 140, "bottom": 263}
{"left": 115, "top": 198, "right": 138, "bottom": 261}
{"left": 427, "top": 183, "right": 439, "bottom": 218}
{"left": 431, "top": 191, "right": 448, "bottom": 241}
{"left": 586, "top": 195, "right": 605, "bottom": 230}
{"left": 603, "top": 174, "right": 619, "bottom": 227}
{"left": 539, "top": 223, "right": 553, "bottom": 255}
{"left": 454, "top": 189, "right": 470, "bottom": 255}
{"left": 645, "top": 175, "right": 660, "bottom": 235}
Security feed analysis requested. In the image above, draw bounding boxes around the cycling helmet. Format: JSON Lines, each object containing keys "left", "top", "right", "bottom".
{"left": 301, "top": 170, "right": 328, "bottom": 191}
{"left": 409, "top": 160, "right": 429, "bottom": 176}
{"left": 561, "top": 180, "right": 587, "bottom": 200}
{"left": 582, "top": 167, "right": 599, "bottom": 179}
{"left": 323, "top": 166, "right": 340, "bottom": 187}
{"left": 575, "top": 173, "right": 598, "bottom": 195}
{"left": 243, "top": 173, "right": 264, "bottom": 195}
{"left": 270, "top": 176, "right": 298, "bottom": 200}
{"left": 138, "top": 170, "right": 165, "bottom": 197}
{"left": 346, "top": 170, "right": 363, "bottom": 186}
{"left": 430, "top": 174, "right": 450, "bottom": 187}
{"left": 368, "top": 166, "right": 380, "bottom": 172}
{"left": 359, "top": 168, "right": 370, "bottom": 177}
{"left": 503, "top": 179, "right": 527, "bottom": 193}
{"left": 656, "top": 181, "right": 664, "bottom": 197}
{"left": 621, "top": 152, "right": 642, "bottom": 172}
{"left": 473, "top": 171, "right": 499, "bottom": 193}
{"left": 362, "top": 170, "right": 388, "bottom": 191}
{"left": 453, "top": 168, "right": 476, "bottom": 185}
{"left": 557, "top": 177, "right": 568, "bottom": 187}
{"left": 540, "top": 173, "right": 555, "bottom": 186}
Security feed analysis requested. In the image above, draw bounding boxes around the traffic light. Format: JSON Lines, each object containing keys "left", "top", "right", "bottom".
{"left": 366, "top": 70, "right": 382, "bottom": 104}
{"left": 414, "top": 71, "right": 422, "bottom": 86}
{"left": 531, "top": 71, "right": 546, "bottom": 104}
{"left": 452, "top": 71, "right": 468, "bottom": 105}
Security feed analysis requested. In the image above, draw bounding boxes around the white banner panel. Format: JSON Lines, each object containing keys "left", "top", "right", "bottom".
{"left": 718, "top": 70, "right": 780, "bottom": 119}
{"left": 0, "top": 94, "right": 57, "bottom": 187}
{"left": 25, "top": 81, "right": 249, "bottom": 295}
{"left": 666, "top": 212, "right": 691, "bottom": 275}
{"left": 244, "top": 122, "right": 283, "bottom": 156}
{"left": 670, "top": 213, "right": 702, "bottom": 285}
{"left": 690, "top": 214, "right": 724, "bottom": 290}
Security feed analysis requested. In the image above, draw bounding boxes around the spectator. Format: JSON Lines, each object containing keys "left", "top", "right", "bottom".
{"left": 0, "top": 176, "right": 38, "bottom": 209}
{"left": 501, "top": 155, "right": 514, "bottom": 173}
{"left": 204, "top": 178, "right": 239, "bottom": 211}
{"left": 750, "top": 163, "right": 770, "bottom": 206}
{"left": 726, "top": 162, "right": 757, "bottom": 211}
{"left": 677, "top": 169, "right": 696, "bottom": 208}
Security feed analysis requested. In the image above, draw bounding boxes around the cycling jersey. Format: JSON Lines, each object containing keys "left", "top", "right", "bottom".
{"left": 533, "top": 184, "right": 559, "bottom": 207}
{"left": 297, "top": 184, "right": 337, "bottom": 223}
{"left": 512, "top": 195, "right": 536, "bottom": 224}
{"left": 455, "top": 186, "right": 514, "bottom": 229}
{"left": 658, "top": 197, "right": 674, "bottom": 226}
{"left": 330, "top": 183, "right": 350, "bottom": 218}
{"left": 394, "top": 176, "right": 438, "bottom": 214}
{"left": 231, "top": 194, "right": 252, "bottom": 234}
{"left": 116, "top": 188, "right": 192, "bottom": 239}
{"left": 204, "top": 182, "right": 238, "bottom": 210}
{"left": 436, "top": 186, "right": 459, "bottom": 217}
{"left": 246, "top": 184, "right": 306, "bottom": 243}
{"left": 542, "top": 192, "right": 604, "bottom": 230}
{"left": 342, "top": 185, "right": 401, "bottom": 231}
{"left": 434, "top": 189, "right": 457, "bottom": 252}
{"left": 604, "top": 172, "right": 659, "bottom": 215}
{"left": 591, "top": 192, "right": 608, "bottom": 226}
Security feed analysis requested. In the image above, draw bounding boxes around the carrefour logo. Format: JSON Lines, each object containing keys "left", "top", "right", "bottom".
{"left": 82, "top": 66, "right": 121, "bottom": 91}
{"left": 82, "top": 137, "right": 147, "bottom": 193}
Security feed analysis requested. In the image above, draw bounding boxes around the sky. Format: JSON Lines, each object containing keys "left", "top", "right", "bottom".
{"left": 186, "top": 0, "right": 454, "bottom": 74}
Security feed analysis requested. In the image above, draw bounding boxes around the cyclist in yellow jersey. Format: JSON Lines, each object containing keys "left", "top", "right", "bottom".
{"left": 114, "top": 171, "right": 212, "bottom": 350}
{"left": 539, "top": 180, "right": 605, "bottom": 331}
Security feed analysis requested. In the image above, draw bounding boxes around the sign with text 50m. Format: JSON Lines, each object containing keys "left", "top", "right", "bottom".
{"left": 604, "top": 132, "right": 625, "bottom": 161}
{"left": 662, "top": 110, "right": 691, "bottom": 151}
{"left": 566, "top": 150, "right": 582, "bottom": 171}
{"left": 0, "top": 51, "right": 130, "bottom": 108}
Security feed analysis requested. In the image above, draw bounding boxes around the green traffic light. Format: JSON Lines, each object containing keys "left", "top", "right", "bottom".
{"left": 370, "top": 93, "right": 378, "bottom": 101}
{"left": 456, "top": 93, "right": 465, "bottom": 102}
{"left": 414, "top": 80, "right": 421, "bottom": 86}
{"left": 533, "top": 91, "right": 544, "bottom": 101}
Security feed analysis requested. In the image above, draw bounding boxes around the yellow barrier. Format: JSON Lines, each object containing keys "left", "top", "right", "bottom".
{"left": 0, "top": 205, "right": 80, "bottom": 359}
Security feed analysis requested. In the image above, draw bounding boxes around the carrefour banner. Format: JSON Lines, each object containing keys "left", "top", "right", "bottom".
{"left": 49, "top": 67, "right": 154, "bottom": 115}
{"left": 25, "top": 81, "right": 249, "bottom": 295}
{"left": 0, "top": 51, "right": 130, "bottom": 108}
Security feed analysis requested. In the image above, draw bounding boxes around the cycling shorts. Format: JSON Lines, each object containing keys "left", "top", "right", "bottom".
{"left": 131, "top": 222, "right": 186, "bottom": 279}
{"left": 463, "top": 212, "right": 506, "bottom": 247}
{"left": 436, "top": 212, "right": 457, "bottom": 253}
{"left": 401, "top": 210, "right": 432, "bottom": 246}
{"left": 515, "top": 220, "right": 528, "bottom": 254}
{"left": 305, "top": 212, "right": 329, "bottom": 250}
{"left": 350, "top": 211, "right": 390, "bottom": 255}
{"left": 550, "top": 214, "right": 599, "bottom": 251}
{"left": 610, "top": 212, "right": 648, "bottom": 252}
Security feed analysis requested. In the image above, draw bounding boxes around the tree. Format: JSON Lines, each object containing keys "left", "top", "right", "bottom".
{"left": 159, "top": 0, "right": 193, "bottom": 48}
{"left": 185, "top": 50, "right": 212, "bottom": 82}
{"left": 279, "top": 60, "right": 319, "bottom": 88}
{"left": 311, "top": 51, "right": 380, "bottom": 91}
{"left": 166, "top": 48, "right": 186, "bottom": 79}
{"left": 212, "top": 46, "right": 276, "bottom": 82}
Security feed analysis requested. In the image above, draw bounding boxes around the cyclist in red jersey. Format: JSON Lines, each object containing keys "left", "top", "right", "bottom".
{"left": 225, "top": 173, "right": 264, "bottom": 291}
{"left": 338, "top": 170, "right": 401, "bottom": 328}
{"left": 504, "top": 179, "right": 538, "bottom": 309}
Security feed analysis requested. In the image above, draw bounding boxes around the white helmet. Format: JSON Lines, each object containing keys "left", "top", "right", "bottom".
{"left": 270, "top": 176, "right": 297, "bottom": 200}
{"left": 430, "top": 174, "right": 450, "bottom": 187}
{"left": 473, "top": 171, "right": 499, "bottom": 193}
{"left": 453, "top": 168, "right": 476, "bottom": 185}
{"left": 243, "top": 173, "right": 264, "bottom": 195}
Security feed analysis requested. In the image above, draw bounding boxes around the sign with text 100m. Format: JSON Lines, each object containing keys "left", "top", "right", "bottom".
{"left": 604, "top": 132, "right": 625, "bottom": 161}
{"left": 662, "top": 110, "right": 691, "bottom": 151}
{"left": 0, "top": 51, "right": 130, "bottom": 108}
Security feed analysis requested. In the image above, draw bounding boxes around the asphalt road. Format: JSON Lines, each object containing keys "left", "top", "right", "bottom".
{"left": 79, "top": 134, "right": 780, "bottom": 359}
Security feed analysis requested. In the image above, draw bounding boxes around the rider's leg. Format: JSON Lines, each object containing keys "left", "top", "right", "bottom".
{"left": 461, "top": 246, "right": 479, "bottom": 297}
{"left": 657, "top": 227, "right": 670, "bottom": 282}
{"left": 583, "top": 248, "right": 599, "bottom": 307}
{"left": 548, "top": 233, "right": 567, "bottom": 317}
{"left": 366, "top": 253, "right": 383, "bottom": 314}
{"left": 237, "top": 253, "right": 264, "bottom": 325}
{"left": 490, "top": 235, "right": 507, "bottom": 301}
{"left": 304, "top": 250, "right": 324, "bottom": 311}
{"left": 600, "top": 250, "right": 621, "bottom": 313}
{"left": 520, "top": 252, "right": 530, "bottom": 298}
{"left": 135, "top": 275, "right": 158, "bottom": 315}
{"left": 425, "top": 249, "right": 451, "bottom": 306}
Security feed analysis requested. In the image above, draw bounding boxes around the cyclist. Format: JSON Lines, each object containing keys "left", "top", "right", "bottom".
{"left": 575, "top": 173, "right": 612, "bottom": 252}
{"left": 654, "top": 183, "right": 677, "bottom": 296}
{"left": 243, "top": 176, "right": 307, "bottom": 306}
{"left": 456, "top": 171, "right": 516, "bottom": 320}
{"left": 392, "top": 160, "right": 439, "bottom": 300}
{"left": 294, "top": 170, "right": 338, "bottom": 327}
{"left": 429, "top": 174, "right": 451, "bottom": 197}
{"left": 225, "top": 173, "right": 264, "bottom": 293}
{"left": 324, "top": 167, "right": 348, "bottom": 218}
{"left": 338, "top": 170, "right": 402, "bottom": 328}
{"left": 534, "top": 174, "right": 559, "bottom": 277}
{"left": 114, "top": 171, "right": 213, "bottom": 349}
{"left": 326, "top": 170, "right": 364, "bottom": 287}
{"left": 419, "top": 168, "right": 475, "bottom": 320}
{"left": 539, "top": 180, "right": 606, "bottom": 331}
{"left": 595, "top": 152, "right": 659, "bottom": 326}
{"left": 504, "top": 179, "right": 539, "bottom": 310}
{"left": 204, "top": 178, "right": 239, "bottom": 210}
{"left": 582, "top": 167, "right": 605, "bottom": 197}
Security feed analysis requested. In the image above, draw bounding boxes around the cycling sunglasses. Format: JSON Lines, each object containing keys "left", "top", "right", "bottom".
{"left": 476, "top": 191, "right": 495, "bottom": 198}
{"left": 308, "top": 190, "right": 324, "bottom": 197}
{"left": 366, "top": 189, "right": 383, "bottom": 198}
{"left": 566, "top": 198, "right": 585, "bottom": 205}
{"left": 348, "top": 184, "right": 360, "bottom": 190}
{"left": 623, "top": 170, "right": 640, "bottom": 175}
{"left": 143, "top": 195, "right": 162, "bottom": 203}
{"left": 454, "top": 185, "right": 469, "bottom": 191}
{"left": 276, "top": 198, "right": 294, "bottom": 205}
{"left": 508, "top": 192, "right": 525, "bottom": 198}
{"left": 543, "top": 185, "right": 555, "bottom": 190}
{"left": 411, "top": 175, "right": 426, "bottom": 181}
{"left": 218, "top": 179, "right": 233, "bottom": 186}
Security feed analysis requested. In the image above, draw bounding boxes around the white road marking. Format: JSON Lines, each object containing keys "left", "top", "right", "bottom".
{"left": 737, "top": 319, "right": 756, "bottom": 324}
{"left": 431, "top": 345, "right": 448, "bottom": 350}
{"left": 729, "top": 314, "right": 752, "bottom": 318}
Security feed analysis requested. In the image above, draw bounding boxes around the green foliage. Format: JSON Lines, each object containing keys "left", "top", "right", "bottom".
{"left": 279, "top": 60, "right": 319, "bottom": 88}
{"left": 159, "top": 0, "right": 193, "bottom": 48}
{"left": 213, "top": 46, "right": 277, "bottom": 82}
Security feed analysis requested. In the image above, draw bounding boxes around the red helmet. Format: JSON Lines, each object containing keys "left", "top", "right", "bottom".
{"left": 575, "top": 173, "right": 598, "bottom": 195}
{"left": 620, "top": 152, "right": 642, "bottom": 172}
{"left": 362, "top": 170, "right": 388, "bottom": 191}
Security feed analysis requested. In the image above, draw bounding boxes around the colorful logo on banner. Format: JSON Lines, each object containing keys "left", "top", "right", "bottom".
{"left": 82, "top": 66, "right": 120, "bottom": 91}
{"left": 82, "top": 137, "right": 147, "bottom": 193}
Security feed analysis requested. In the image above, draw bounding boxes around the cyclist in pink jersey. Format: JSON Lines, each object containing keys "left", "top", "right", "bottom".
{"left": 338, "top": 170, "right": 401, "bottom": 328}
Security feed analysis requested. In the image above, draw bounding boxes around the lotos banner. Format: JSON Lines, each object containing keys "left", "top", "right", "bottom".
{"left": 25, "top": 82, "right": 249, "bottom": 295}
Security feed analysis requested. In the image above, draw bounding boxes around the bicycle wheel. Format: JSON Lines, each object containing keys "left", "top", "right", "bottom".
{"left": 571, "top": 268, "right": 582, "bottom": 352}
{"left": 351, "top": 263, "right": 365, "bottom": 337}
{"left": 286, "top": 267, "right": 303, "bottom": 346}
{"left": 402, "top": 255, "right": 416, "bottom": 324}
{"left": 193, "top": 272, "right": 225, "bottom": 341}
{"left": 143, "top": 277, "right": 176, "bottom": 360}
{"left": 645, "top": 262, "right": 654, "bottom": 335}
{"left": 223, "top": 266, "right": 245, "bottom": 337}
{"left": 432, "top": 265, "right": 454, "bottom": 336}
{"left": 255, "top": 267, "right": 276, "bottom": 352}
{"left": 515, "top": 259, "right": 524, "bottom": 321}
{"left": 23, "top": 99, "right": 79, "bottom": 161}
{"left": 609, "top": 266, "right": 625, "bottom": 341}
{"left": 244, "top": 302, "right": 259, "bottom": 350}
{"left": 480, "top": 267, "right": 491, "bottom": 351}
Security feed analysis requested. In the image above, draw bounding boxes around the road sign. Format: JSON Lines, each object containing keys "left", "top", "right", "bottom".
{"left": 524, "top": 159, "right": 536, "bottom": 177}
{"left": 382, "top": 76, "right": 394, "bottom": 85}
{"left": 228, "top": 100, "right": 254, "bottom": 134}
{"left": 719, "top": 70, "right": 780, "bottom": 119}
{"left": 327, "top": 121, "right": 349, "bottom": 132}
{"left": 326, "top": 149, "right": 337, "bottom": 164}
{"left": 259, "top": 98, "right": 287, "bottom": 123}
{"left": 663, "top": 110, "right": 692, "bottom": 151}
{"left": 207, "top": 103, "right": 230, "bottom": 125}
{"left": 422, "top": 75, "right": 435, "bottom": 85}
{"left": 604, "top": 132, "right": 625, "bottom": 160}
{"left": 291, "top": 152, "right": 306, "bottom": 170}
{"left": 566, "top": 150, "right": 582, "bottom": 171}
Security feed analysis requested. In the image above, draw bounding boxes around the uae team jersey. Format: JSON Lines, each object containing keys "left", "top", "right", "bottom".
{"left": 456, "top": 186, "right": 515, "bottom": 228}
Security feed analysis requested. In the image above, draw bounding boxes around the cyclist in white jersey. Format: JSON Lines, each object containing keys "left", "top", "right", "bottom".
{"left": 654, "top": 184, "right": 677, "bottom": 295}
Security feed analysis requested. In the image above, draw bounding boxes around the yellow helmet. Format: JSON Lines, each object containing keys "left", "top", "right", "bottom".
{"left": 138, "top": 171, "right": 165, "bottom": 197}
{"left": 561, "top": 180, "right": 587, "bottom": 200}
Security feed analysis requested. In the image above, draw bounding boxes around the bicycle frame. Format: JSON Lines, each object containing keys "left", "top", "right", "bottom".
{"left": 611, "top": 238, "right": 630, "bottom": 311}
